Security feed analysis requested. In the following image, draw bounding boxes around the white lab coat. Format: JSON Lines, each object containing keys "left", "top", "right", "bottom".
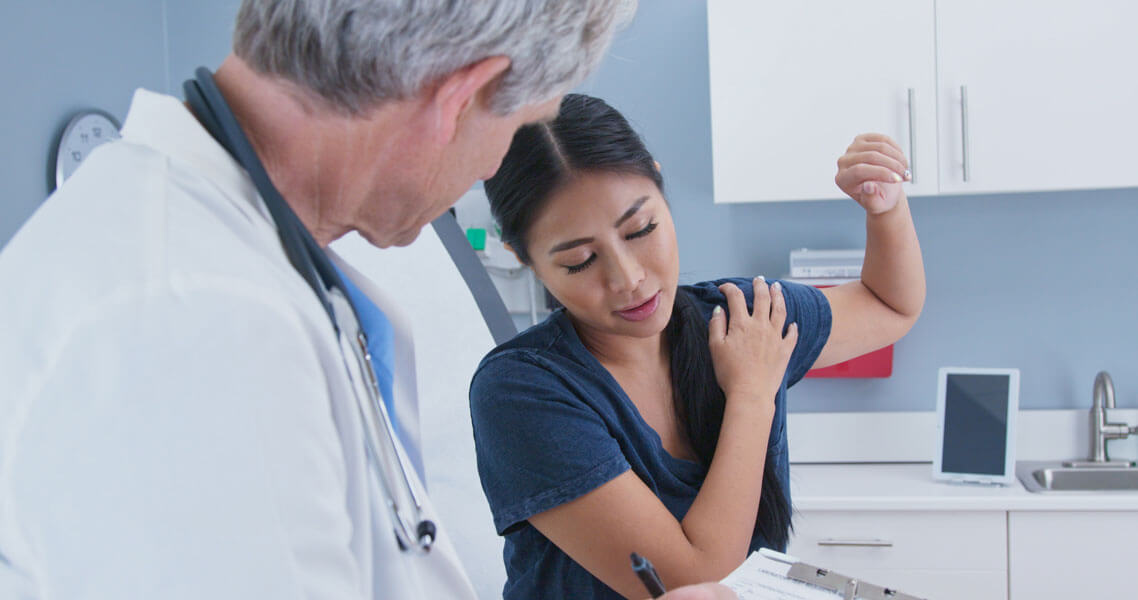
{"left": 0, "top": 89, "right": 477, "bottom": 599}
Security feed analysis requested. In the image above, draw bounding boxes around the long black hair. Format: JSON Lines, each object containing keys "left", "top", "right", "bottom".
{"left": 484, "top": 94, "right": 791, "bottom": 549}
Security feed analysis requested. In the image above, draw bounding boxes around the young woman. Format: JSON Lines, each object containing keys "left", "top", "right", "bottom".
{"left": 470, "top": 94, "right": 925, "bottom": 599}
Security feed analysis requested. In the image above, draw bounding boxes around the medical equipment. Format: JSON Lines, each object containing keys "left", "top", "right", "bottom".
{"left": 183, "top": 68, "right": 437, "bottom": 552}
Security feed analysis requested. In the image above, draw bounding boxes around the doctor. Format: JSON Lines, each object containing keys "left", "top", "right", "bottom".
{"left": 0, "top": 0, "right": 730, "bottom": 598}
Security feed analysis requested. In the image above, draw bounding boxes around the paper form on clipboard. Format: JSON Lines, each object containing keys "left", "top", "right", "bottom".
{"left": 720, "top": 548, "right": 927, "bottom": 600}
{"left": 720, "top": 550, "right": 838, "bottom": 599}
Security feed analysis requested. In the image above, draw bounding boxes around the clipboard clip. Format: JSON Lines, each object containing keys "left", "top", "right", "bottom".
{"left": 786, "top": 562, "right": 928, "bottom": 600}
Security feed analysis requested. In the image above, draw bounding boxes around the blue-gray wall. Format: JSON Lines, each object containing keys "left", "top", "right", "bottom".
{"left": 165, "top": 0, "right": 241, "bottom": 90}
{"left": 0, "top": 1, "right": 239, "bottom": 246}
{"left": 0, "top": 1, "right": 168, "bottom": 245}
{"left": 4, "top": 1, "right": 1134, "bottom": 412}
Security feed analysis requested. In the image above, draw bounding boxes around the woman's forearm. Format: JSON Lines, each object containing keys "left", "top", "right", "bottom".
{"left": 676, "top": 398, "right": 773, "bottom": 581}
{"left": 860, "top": 193, "right": 925, "bottom": 319}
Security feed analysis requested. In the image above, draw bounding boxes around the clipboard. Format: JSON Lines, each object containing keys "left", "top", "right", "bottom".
{"left": 720, "top": 548, "right": 928, "bottom": 600}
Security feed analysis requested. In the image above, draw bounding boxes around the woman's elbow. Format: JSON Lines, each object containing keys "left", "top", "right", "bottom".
{"left": 887, "top": 278, "right": 925, "bottom": 328}
{"left": 660, "top": 549, "right": 747, "bottom": 592}
{"left": 890, "top": 293, "right": 924, "bottom": 341}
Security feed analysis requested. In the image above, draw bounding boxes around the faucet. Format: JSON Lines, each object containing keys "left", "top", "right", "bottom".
{"left": 1089, "top": 371, "right": 1135, "bottom": 464}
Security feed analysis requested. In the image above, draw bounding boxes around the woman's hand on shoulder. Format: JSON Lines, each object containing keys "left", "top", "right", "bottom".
{"left": 707, "top": 278, "right": 797, "bottom": 408}
{"left": 835, "top": 133, "right": 910, "bottom": 215}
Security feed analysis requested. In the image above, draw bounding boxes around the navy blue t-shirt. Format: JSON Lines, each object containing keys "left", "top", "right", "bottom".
{"left": 469, "top": 278, "right": 831, "bottom": 600}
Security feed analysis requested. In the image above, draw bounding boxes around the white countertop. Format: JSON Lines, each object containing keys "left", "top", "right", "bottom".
{"left": 789, "top": 463, "right": 1138, "bottom": 512}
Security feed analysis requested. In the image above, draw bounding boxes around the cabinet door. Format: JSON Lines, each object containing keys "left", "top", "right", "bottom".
{"left": 707, "top": 1, "right": 938, "bottom": 203}
{"left": 788, "top": 510, "right": 1007, "bottom": 599}
{"left": 936, "top": 0, "right": 1138, "bottom": 195}
{"left": 1008, "top": 511, "right": 1138, "bottom": 600}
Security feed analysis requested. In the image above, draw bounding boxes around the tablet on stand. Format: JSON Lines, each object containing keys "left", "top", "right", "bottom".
{"left": 933, "top": 367, "right": 1020, "bottom": 486}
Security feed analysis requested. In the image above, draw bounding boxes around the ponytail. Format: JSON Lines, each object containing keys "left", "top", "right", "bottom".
{"left": 666, "top": 288, "right": 792, "bottom": 549}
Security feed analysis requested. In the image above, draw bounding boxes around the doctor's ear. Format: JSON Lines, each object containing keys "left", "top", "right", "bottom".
{"left": 427, "top": 55, "right": 511, "bottom": 144}
{"left": 654, "top": 160, "right": 661, "bottom": 172}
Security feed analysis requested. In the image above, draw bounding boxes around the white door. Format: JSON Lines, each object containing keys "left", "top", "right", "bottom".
{"left": 707, "top": 0, "right": 937, "bottom": 203}
{"left": 935, "top": 0, "right": 1138, "bottom": 195}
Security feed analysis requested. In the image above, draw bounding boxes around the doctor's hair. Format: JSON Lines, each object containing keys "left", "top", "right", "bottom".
{"left": 485, "top": 93, "right": 793, "bottom": 550}
{"left": 232, "top": 0, "right": 635, "bottom": 116}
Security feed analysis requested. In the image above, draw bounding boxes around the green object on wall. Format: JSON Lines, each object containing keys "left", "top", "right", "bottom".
{"left": 466, "top": 227, "right": 486, "bottom": 251}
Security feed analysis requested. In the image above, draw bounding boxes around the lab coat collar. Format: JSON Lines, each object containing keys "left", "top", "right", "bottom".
{"left": 119, "top": 88, "right": 275, "bottom": 228}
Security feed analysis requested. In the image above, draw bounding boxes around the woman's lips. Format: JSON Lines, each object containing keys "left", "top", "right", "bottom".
{"left": 615, "top": 292, "right": 661, "bottom": 322}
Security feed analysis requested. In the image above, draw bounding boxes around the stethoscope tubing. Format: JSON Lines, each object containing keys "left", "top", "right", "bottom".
{"left": 183, "top": 67, "right": 436, "bottom": 553}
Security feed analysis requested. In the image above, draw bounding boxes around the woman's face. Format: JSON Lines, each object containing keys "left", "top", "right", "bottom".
{"left": 525, "top": 170, "right": 680, "bottom": 341}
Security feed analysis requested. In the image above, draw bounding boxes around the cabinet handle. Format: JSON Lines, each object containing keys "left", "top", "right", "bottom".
{"left": 907, "top": 88, "right": 916, "bottom": 185}
{"left": 817, "top": 538, "right": 894, "bottom": 548}
{"left": 960, "top": 85, "right": 970, "bottom": 182}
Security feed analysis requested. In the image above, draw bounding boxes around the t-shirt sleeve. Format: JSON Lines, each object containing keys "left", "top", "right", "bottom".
{"left": 776, "top": 280, "right": 832, "bottom": 385}
{"left": 469, "top": 351, "right": 630, "bottom": 536}
{"left": 688, "top": 277, "right": 832, "bottom": 387}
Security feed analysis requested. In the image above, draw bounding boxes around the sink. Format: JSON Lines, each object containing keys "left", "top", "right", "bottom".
{"left": 1018, "top": 461, "right": 1138, "bottom": 493}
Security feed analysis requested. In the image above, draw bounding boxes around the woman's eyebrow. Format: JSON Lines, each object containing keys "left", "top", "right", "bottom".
{"left": 549, "top": 196, "right": 650, "bottom": 255}
{"left": 549, "top": 237, "right": 594, "bottom": 254}
{"left": 613, "top": 196, "right": 648, "bottom": 228}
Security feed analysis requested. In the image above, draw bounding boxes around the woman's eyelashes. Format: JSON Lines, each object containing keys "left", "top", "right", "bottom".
{"left": 626, "top": 220, "right": 657, "bottom": 240}
{"left": 566, "top": 254, "right": 596, "bottom": 274}
{"left": 562, "top": 221, "right": 659, "bottom": 274}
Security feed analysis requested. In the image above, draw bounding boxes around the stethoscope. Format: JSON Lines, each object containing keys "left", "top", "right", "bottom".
{"left": 184, "top": 67, "right": 436, "bottom": 553}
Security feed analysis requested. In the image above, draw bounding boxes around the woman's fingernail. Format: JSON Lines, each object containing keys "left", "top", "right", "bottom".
{"left": 892, "top": 172, "right": 903, "bottom": 183}
{"left": 713, "top": 305, "right": 722, "bottom": 316}
{"left": 756, "top": 275, "right": 765, "bottom": 282}
{"left": 772, "top": 281, "right": 781, "bottom": 291}
{"left": 903, "top": 169, "right": 912, "bottom": 181}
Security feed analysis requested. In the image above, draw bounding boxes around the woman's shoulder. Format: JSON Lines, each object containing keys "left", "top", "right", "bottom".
{"left": 469, "top": 311, "right": 614, "bottom": 422}
{"left": 682, "top": 276, "right": 822, "bottom": 307}
{"left": 680, "top": 276, "right": 762, "bottom": 310}
{"left": 472, "top": 310, "right": 579, "bottom": 385}
{"left": 682, "top": 277, "right": 752, "bottom": 300}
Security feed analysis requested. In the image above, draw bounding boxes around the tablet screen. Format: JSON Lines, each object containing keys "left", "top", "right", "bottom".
{"left": 941, "top": 373, "right": 1010, "bottom": 476}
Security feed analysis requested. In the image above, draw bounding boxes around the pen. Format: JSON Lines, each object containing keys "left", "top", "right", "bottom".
{"left": 630, "top": 552, "right": 667, "bottom": 598}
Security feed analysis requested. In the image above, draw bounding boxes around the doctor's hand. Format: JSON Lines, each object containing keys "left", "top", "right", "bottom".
{"left": 651, "top": 582, "right": 738, "bottom": 600}
{"left": 835, "top": 133, "right": 910, "bottom": 215}
{"left": 708, "top": 278, "right": 798, "bottom": 408}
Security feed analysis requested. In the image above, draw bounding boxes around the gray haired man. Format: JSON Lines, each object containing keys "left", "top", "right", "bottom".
{"left": 0, "top": 0, "right": 732, "bottom": 598}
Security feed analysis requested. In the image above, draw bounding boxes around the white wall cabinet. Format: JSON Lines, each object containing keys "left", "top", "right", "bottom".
{"left": 708, "top": 1, "right": 938, "bottom": 202}
{"left": 788, "top": 510, "right": 1008, "bottom": 599}
{"left": 708, "top": 1, "right": 1138, "bottom": 203}
{"left": 935, "top": 2, "right": 1138, "bottom": 195}
{"left": 1007, "top": 511, "right": 1138, "bottom": 599}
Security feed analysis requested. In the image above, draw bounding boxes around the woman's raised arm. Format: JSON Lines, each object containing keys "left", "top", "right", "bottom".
{"left": 814, "top": 133, "right": 926, "bottom": 368}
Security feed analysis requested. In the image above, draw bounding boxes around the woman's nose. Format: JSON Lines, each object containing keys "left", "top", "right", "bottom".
{"left": 605, "top": 249, "right": 646, "bottom": 294}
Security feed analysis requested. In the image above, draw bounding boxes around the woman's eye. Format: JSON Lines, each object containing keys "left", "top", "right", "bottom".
{"left": 566, "top": 253, "right": 597, "bottom": 274}
{"left": 626, "top": 221, "right": 658, "bottom": 240}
